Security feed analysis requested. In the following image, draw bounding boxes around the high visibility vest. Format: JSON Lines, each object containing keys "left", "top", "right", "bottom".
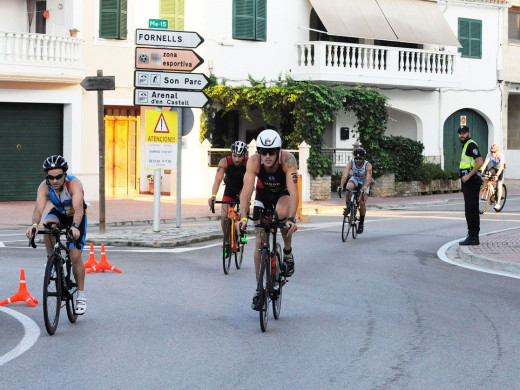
{"left": 459, "top": 139, "right": 478, "bottom": 170}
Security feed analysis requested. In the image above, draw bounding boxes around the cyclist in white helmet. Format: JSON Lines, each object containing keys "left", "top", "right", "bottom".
{"left": 209, "top": 141, "right": 249, "bottom": 234}
{"left": 238, "top": 129, "right": 299, "bottom": 311}
{"left": 480, "top": 143, "right": 506, "bottom": 210}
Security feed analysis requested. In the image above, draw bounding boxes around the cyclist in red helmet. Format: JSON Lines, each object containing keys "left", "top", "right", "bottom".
{"left": 337, "top": 147, "right": 373, "bottom": 234}
{"left": 481, "top": 143, "right": 506, "bottom": 210}
{"left": 209, "top": 141, "right": 249, "bottom": 234}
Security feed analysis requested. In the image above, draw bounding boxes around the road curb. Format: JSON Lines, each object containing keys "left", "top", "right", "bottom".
{"left": 458, "top": 244, "right": 520, "bottom": 275}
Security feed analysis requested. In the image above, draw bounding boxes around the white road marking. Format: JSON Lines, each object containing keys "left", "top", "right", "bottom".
{"left": 437, "top": 226, "right": 520, "bottom": 280}
{"left": 0, "top": 307, "right": 40, "bottom": 367}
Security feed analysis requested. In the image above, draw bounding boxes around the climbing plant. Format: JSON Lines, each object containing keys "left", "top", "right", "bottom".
{"left": 201, "top": 76, "right": 389, "bottom": 177}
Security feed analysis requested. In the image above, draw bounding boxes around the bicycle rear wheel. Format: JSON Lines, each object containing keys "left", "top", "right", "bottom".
{"left": 479, "top": 185, "right": 490, "bottom": 214}
{"left": 222, "top": 218, "right": 232, "bottom": 274}
{"left": 65, "top": 263, "right": 78, "bottom": 323}
{"left": 273, "top": 243, "right": 283, "bottom": 320}
{"left": 259, "top": 251, "right": 269, "bottom": 332}
{"left": 494, "top": 184, "right": 507, "bottom": 212}
{"left": 43, "top": 254, "right": 62, "bottom": 335}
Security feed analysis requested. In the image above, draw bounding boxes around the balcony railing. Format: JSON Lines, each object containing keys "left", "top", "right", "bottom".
{"left": 293, "top": 42, "right": 461, "bottom": 89}
{"left": 0, "top": 32, "right": 83, "bottom": 83}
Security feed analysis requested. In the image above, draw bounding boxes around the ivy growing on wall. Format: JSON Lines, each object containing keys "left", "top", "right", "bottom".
{"left": 201, "top": 76, "right": 389, "bottom": 177}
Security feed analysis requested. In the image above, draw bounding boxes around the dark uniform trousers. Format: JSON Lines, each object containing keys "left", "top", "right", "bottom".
{"left": 461, "top": 175, "right": 482, "bottom": 235}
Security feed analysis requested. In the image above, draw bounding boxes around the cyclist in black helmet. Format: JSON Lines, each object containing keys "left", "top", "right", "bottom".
{"left": 337, "top": 147, "right": 373, "bottom": 234}
{"left": 209, "top": 141, "right": 249, "bottom": 235}
{"left": 25, "top": 155, "right": 88, "bottom": 315}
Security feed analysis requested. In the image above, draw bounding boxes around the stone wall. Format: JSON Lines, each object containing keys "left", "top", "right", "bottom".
{"left": 310, "top": 175, "right": 331, "bottom": 200}
{"left": 371, "top": 173, "right": 461, "bottom": 197}
{"left": 371, "top": 173, "right": 396, "bottom": 197}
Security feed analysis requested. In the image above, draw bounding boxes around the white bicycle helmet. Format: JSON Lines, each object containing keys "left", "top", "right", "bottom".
{"left": 231, "top": 140, "right": 247, "bottom": 156}
{"left": 256, "top": 129, "right": 281, "bottom": 149}
{"left": 43, "top": 155, "right": 68, "bottom": 172}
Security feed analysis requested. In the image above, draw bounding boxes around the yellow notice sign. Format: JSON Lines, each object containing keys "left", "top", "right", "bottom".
{"left": 145, "top": 110, "right": 178, "bottom": 169}
{"left": 460, "top": 115, "right": 467, "bottom": 126}
{"left": 145, "top": 111, "right": 178, "bottom": 143}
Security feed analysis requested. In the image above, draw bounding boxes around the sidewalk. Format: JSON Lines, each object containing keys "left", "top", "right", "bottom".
{"left": 2, "top": 180, "right": 519, "bottom": 275}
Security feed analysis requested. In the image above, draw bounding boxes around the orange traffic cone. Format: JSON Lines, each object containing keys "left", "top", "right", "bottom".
{"left": 0, "top": 269, "right": 38, "bottom": 307}
{"left": 84, "top": 242, "right": 98, "bottom": 269}
{"left": 86, "top": 244, "right": 121, "bottom": 273}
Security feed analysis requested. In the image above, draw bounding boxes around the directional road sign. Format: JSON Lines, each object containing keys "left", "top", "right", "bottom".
{"left": 80, "top": 76, "right": 115, "bottom": 91}
{"left": 134, "top": 89, "right": 209, "bottom": 108}
{"left": 135, "top": 29, "right": 204, "bottom": 48}
{"left": 135, "top": 47, "right": 203, "bottom": 72}
{"left": 134, "top": 71, "right": 209, "bottom": 90}
{"left": 149, "top": 19, "right": 168, "bottom": 29}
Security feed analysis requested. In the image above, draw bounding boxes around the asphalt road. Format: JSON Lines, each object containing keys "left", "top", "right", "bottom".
{"left": 1, "top": 199, "right": 520, "bottom": 389}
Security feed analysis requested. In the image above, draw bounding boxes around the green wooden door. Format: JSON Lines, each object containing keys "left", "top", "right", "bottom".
{"left": 0, "top": 103, "right": 63, "bottom": 201}
{"left": 443, "top": 109, "right": 488, "bottom": 173}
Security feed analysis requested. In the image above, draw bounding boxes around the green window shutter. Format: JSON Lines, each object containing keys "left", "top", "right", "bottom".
{"left": 100, "top": 0, "right": 119, "bottom": 38}
{"left": 119, "top": 0, "right": 127, "bottom": 39}
{"left": 233, "top": 0, "right": 255, "bottom": 40}
{"left": 160, "top": 0, "right": 184, "bottom": 30}
{"left": 100, "top": 0, "right": 127, "bottom": 39}
{"left": 255, "top": 0, "right": 266, "bottom": 41}
{"left": 458, "top": 18, "right": 481, "bottom": 59}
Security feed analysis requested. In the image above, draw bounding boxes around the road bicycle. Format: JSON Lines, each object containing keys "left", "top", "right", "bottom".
{"left": 479, "top": 173, "right": 507, "bottom": 214}
{"left": 211, "top": 199, "right": 247, "bottom": 274}
{"left": 29, "top": 222, "right": 79, "bottom": 335}
{"left": 338, "top": 187, "right": 361, "bottom": 242}
{"left": 254, "top": 209, "right": 288, "bottom": 332}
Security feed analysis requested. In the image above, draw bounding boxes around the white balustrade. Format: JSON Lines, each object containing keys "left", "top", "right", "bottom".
{"left": 0, "top": 31, "right": 81, "bottom": 66}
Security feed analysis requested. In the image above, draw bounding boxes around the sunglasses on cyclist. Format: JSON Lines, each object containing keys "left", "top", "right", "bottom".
{"left": 258, "top": 149, "right": 278, "bottom": 156}
{"left": 354, "top": 157, "right": 363, "bottom": 161}
{"left": 46, "top": 173, "right": 65, "bottom": 181}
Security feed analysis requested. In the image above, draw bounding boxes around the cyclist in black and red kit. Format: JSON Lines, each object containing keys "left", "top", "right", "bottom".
{"left": 209, "top": 141, "right": 249, "bottom": 235}
{"left": 238, "top": 129, "right": 299, "bottom": 311}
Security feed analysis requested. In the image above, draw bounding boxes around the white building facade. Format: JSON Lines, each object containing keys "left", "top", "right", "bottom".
{"left": 0, "top": 0, "right": 513, "bottom": 203}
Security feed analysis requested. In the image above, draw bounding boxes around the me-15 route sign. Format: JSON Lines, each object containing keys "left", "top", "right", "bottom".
{"left": 135, "top": 47, "right": 203, "bottom": 72}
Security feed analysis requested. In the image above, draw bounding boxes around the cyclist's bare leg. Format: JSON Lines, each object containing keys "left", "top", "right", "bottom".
{"left": 69, "top": 248, "right": 85, "bottom": 291}
{"left": 275, "top": 195, "right": 292, "bottom": 253}
{"left": 345, "top": 180, "right": 356, "bottom": 209}
{"left": 43, "top": 216, "right": 59, "bottom": 257}
{"left": 497, "top": 181, "right": 503, "bottom": 204}
{"left": 220, "top": 203, "right": 229, "bottom": 233}
{"left": 359, "top": 192, "right": 368, "bottom": 216}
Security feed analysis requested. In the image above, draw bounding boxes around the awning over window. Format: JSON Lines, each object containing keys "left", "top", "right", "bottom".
{"left": 309, "top": 0, "right": 461, "bottom": 47}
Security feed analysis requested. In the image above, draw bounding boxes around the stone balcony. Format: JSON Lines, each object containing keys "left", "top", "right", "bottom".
{"left": 0, "top": 32, "right": 84, "bottom": 83}
{"left": 292, "top": 41, "right": 462, "bottom": 89}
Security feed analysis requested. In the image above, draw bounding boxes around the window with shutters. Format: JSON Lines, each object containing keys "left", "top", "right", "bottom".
{"left": 233, "top": 0, "right": 266, "bottom": 41}
{"left": 458, "top": 18, "right": 482, "bottom": 59}
{"left": 160, "top": 0, "right": 184, "bottom": 30}
{"left": 99, "top": 0, "right": 127, "bottom": 39}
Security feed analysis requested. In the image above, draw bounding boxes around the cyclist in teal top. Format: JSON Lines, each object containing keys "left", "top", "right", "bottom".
{"left": 25, "top": 155, "right": 88, "bottom": 314}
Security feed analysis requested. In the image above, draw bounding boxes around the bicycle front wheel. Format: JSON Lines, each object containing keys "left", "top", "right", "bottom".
{"left": 351, "top": 206, "right": 358, "bottom": 239}
{"left": 259, "top": 251, "right": 269, "bottom": 332}
{"left": 236, "top": 234, "right": 245, "bottom": 269}
{"left": 65, "top": 264, "right": 78, "bottom": 324}
{"left": 273, "top": 243, "right": 283, "bottom": 320}
{"left": 479, "top": 185, "right": 490, "bottom": 214}
{"left": 43, "top": 254, "right": 62, "bottom": 335}
{"left": 222, "top": 218, "right": 232, "bottom": 274}
{"left": 494, "top": 184, "right": 507, "bottom": 212}
{"left": 341, "top": 213, "right": 349, "bottom": 242}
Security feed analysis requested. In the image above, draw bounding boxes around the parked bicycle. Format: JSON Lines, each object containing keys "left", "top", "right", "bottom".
{"left": 211, "top": 199, "right": 247, "bottom": 274}
{"left": 29, "top": 222, "right": 79, "bottom": 335}
{"left": 253, "top": 209, "right": 288, "bottom": 332}
{"left": 479, "top": 172, "right": 507, "bottom": 214}
{"left": 338, "top": 187, "right": 361, "bottom": 242}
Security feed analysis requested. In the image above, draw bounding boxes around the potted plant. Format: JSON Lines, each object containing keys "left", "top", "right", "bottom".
{"left": 69, "top": 28, "right": 79, "bottom": 37}
{"left": 147, "top": 174, "right": 162, "bottom": 193}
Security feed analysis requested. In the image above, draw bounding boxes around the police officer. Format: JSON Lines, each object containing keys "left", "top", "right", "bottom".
{"left": 458, "top": 125, "right": 483, "bottom": 245}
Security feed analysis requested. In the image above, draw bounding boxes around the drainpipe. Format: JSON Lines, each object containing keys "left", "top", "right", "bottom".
{"left": 438, "top": 87, "right": 443, "bottom": 168}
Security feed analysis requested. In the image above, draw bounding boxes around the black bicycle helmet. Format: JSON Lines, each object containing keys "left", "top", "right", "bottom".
{"left": 353, "top": 147, "right": 366, "bottom": 158}
{"left": 43, "top": 155, "right": 68, "bottom": 172}
{"left": 230, "top": 140, "right": 247, "bottom": 156}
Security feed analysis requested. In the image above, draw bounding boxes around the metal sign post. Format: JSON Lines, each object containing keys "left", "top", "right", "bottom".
{"left": 176, "top": 108, "right": 183, "bottom": 228}
{"left": 80, "top": 70, "right": 115, "bottom": 234}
